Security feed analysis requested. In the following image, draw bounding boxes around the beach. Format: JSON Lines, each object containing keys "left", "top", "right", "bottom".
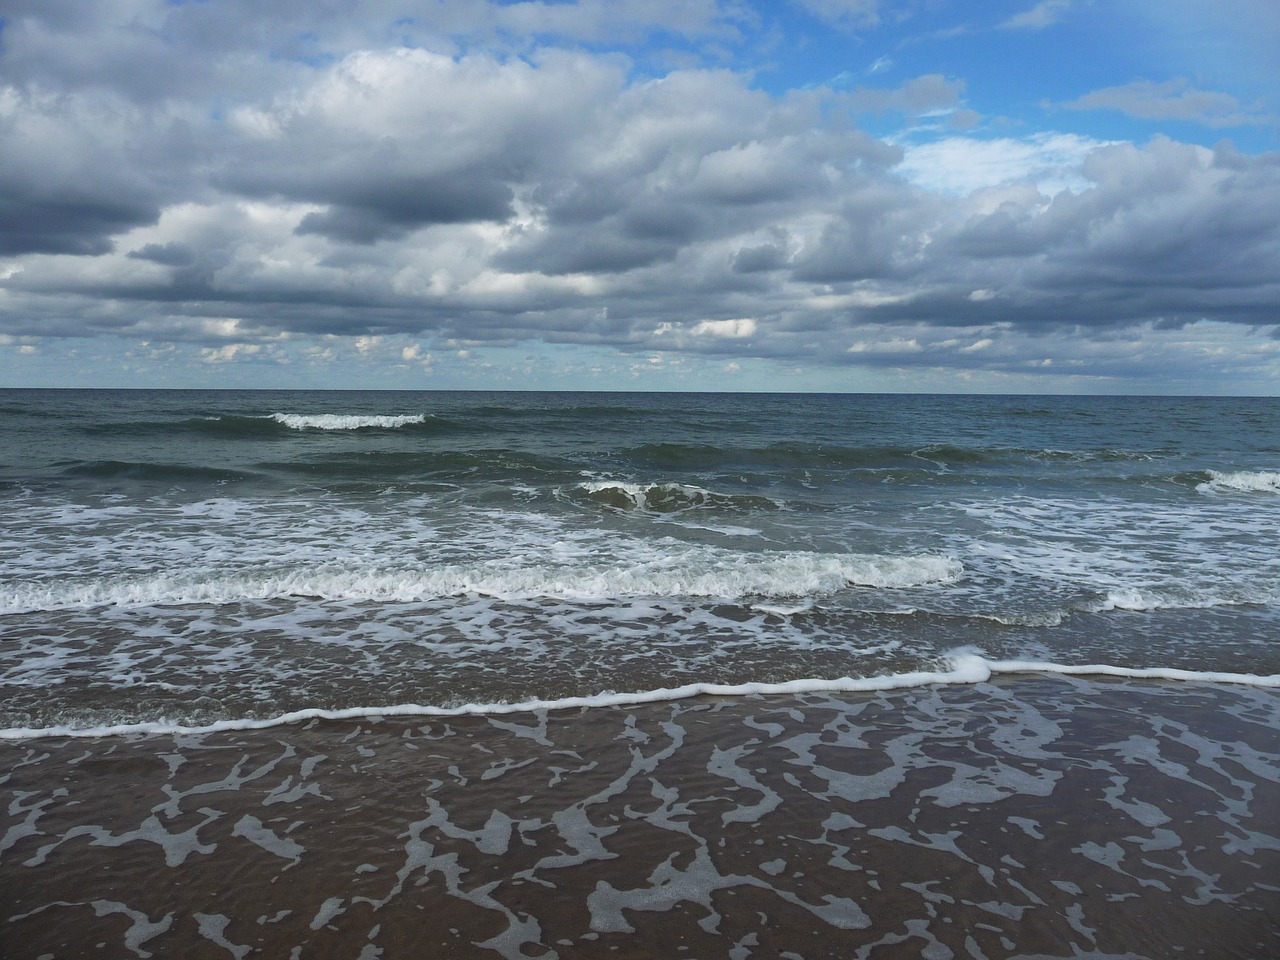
{"left": 4, "top": 675, "right": 1277, "bottom": 959}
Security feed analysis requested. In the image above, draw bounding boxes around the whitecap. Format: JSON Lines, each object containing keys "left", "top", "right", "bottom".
{"left": 1195, "top": 470, "right": 1280, "bottom": 495}
{"left": 571, "top": 480, "right": 783, "bottom": 514}
{"left": 270, "top": 413, "right": 427, "bottom": 431}
{"left": 0, "top": 549, "right": 964, "bottom": 613}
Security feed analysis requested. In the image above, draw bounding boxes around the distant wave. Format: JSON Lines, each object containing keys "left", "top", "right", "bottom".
{"left": 621, "top": 442, "right": 1164, "bottom": 473}
{"left": 270, "top": 413, "right": 429, "bottom": 431}
{"left": 0, "top": 550, "right": 963, "bottom": 614}
{"left": 4, "top": 652, "right": 1274, "bottom": 741}
{"left": 1195, "top": 470, "right": 1280, "bottom": 495}
{"left": 76, "top": 413, "right": 444, "bottom": 439}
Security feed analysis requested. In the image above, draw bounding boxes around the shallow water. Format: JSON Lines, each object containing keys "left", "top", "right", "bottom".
{"left": 3, "top": 677, "right": 1277, "bottom": 959}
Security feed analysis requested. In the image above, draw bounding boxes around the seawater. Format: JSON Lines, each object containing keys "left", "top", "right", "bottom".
{"left": 2, "top": 389, "right": 1278, "bottom": 737}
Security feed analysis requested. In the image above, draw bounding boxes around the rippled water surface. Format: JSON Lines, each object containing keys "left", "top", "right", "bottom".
{"left": 2, "top": 390, "right": 1278, "bottom": 735}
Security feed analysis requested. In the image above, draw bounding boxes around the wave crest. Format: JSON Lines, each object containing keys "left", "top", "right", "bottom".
{"left": 1196, "top": 470, "right": 1280, "bottom": 494}
{"left": 571, "top": 480, "right": 781, "bottom": 514}
{"left": 1093, "top": 584, "right": 1279, "bottom": 612}
{"left": 0, "top": 551, "right": 962, "bottom": 612}
{"left": 271, "top": 413, "right": 428, "bottom": 431}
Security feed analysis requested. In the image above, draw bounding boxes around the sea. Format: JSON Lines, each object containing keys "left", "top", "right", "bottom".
{"left": 2, "top": 389, "right": 1278, "bottom": 959}
{"left": 1, "top": 389, "right": 1277, "bottom": 735}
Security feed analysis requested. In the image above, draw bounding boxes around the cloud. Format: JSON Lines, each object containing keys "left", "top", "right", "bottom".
{"left": 1, "top": 3, "right": 1279, "bottom": 391}
{"left": 847, "top": 337, "right": 922, "bottom": 353}
{"left": 692, "top": 318, "right": 758, "bottom": 338}
{"left": 201, "top": 342, "right": 262, "bottom": 363}
{"left": 0, "top": 86, "right": 169, "bottom": 255}
{"left": 1000, "top": 1, "right": 1073, "bottom": 31}
{"left": 842, "top": 74, "right": 967, "bottom": 116}
{"left": 792, "top": 0, "right": 882, "bottom": 30}
{"left": 895, "top": 132, "right": 1111, "bottom": 195}
{"left": 0, "top": 1, "right": 746, "bottom": 100}
{"left": 1064, "top": 78, "right": 1271, "bottom": 128}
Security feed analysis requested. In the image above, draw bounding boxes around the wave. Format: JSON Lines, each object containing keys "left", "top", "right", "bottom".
{"left": 1092, "top": 584, "right": 1280, "bottom": 613}
{"left": 269, "top": 413, "right": 430, "bottom": 431}
{"left": 0, "top": 551, "right": 963, "bottom": 614}
{"left": 4, "top": 652, "right": 1274, "bottom": 741}
{"left": 568, "top": 480, "right": 783, "bottom": 514}
{"left": 76, "top": 412, "right": 449, "bottom": 440}
{"left": 56, "top": 460, "right": 257, "bottom": 484}
{"left": 256, "top": 448, "right": 572, "bottom": 481}
{"left": 621, "top": 442, "right": 1164, "bottom": 473}
{"left": 1195, "top": 470, "right": 1280, "bottom": 495}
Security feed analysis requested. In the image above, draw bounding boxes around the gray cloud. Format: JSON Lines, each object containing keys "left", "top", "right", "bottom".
{"left": 0, "top": 86, "right": 172, "bottom": 255}
{"left": 1, "top": 3, "right": 1278, "bottom": 387}
{"left": 294, "top": 175, "right": 516, "bottom": 243}
{"left": 1064, "top": 78, "right": 1271, "bottom": 128}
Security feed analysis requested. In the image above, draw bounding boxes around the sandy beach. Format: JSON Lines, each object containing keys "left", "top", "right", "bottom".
{"left": 3, "top": 675, "right": 1277, "bottom": 959}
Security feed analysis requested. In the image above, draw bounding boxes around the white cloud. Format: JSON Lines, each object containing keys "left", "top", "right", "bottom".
{"left": 896, "top": 132, "right": 1113, "bottom": 196}
{"left": 1000, "top": 0, "right": 1073, "bottom": 30}
{"left": 847, "top": 338, "right": 922, "bottom": 354}
{"left": 794, "top": 0, "right": 882, "bottom": 29}
{"left": 691, "top": 318, "right": 757, "bottom": 338}
{"left": 201, "top": 343, "right": 261, "bottom": 363}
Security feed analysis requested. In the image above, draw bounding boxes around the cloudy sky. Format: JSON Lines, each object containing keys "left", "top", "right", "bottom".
{"left": 2, "top": 0, "right": 1278, "bottom": 393}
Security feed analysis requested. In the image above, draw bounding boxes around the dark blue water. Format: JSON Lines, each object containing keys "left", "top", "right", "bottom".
{"left": 2, "top": 390, "right": 1278, "bottom": 735}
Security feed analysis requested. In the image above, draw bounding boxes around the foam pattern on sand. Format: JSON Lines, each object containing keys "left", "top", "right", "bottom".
{"left": 3, "top": 676, "right": 1277, "bottom": 959}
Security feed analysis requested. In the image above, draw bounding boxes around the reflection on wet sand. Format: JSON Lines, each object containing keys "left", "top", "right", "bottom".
{"left": 3, "top": 676, "right": 1278, "bottom": 959}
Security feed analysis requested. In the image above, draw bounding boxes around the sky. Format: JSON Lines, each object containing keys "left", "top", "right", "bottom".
{"left": 1, "top": 0, "right": 1278, "bottom": 393}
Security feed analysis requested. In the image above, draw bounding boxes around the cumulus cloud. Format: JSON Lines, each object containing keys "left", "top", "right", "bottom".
{"left": 0, "top": 0, "right": 1278, "bottom": 390}
{"left": 0, "top": 85, "right": 173, "bottom": 255}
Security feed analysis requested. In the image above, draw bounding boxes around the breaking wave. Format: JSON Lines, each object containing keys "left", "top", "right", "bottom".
{"left": 1195, "top": 470, "right": 1280, "bottom": 495}
{"left": 270, "top": 413, "right": 429, "bottom": 431}
{"left": 1093, "top": 584, "right": 1280, "bottom": 613}
{"left": 0, "top": 550, "right": 963, "bottom": 613}
{"left": 568, "top": 480, "right": 782, "bottom": 513}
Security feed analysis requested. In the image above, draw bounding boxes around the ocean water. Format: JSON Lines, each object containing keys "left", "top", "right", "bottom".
{"left": 2, "top": 389, "right": 1278, "bottom": 737}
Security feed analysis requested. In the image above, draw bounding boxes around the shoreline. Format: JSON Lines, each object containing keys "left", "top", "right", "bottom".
{"left": 3, "top": 675, "right": 1278, "bottom": 959}
{"left": 4, "top": 655, "right": 1278, "bottom": 742}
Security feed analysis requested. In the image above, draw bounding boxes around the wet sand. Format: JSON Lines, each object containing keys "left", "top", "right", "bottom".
{"left": 2, "top": 676, "right": 1278, "bottom": 959}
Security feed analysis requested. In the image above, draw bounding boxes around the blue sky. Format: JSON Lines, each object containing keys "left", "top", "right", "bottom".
{"left": 1, "top": 0, "right": 1278, "bottom": 392}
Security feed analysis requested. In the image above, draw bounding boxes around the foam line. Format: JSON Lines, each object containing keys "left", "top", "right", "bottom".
{"left": 3, "top": 654, "right": 1275, "bottom": 741}
{"left": 981, "top": 657, "right": 1280, "bottom": 686}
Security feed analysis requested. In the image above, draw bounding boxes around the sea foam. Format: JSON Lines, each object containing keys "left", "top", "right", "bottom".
{"left": 3, "top": 652, "right": 1275, "bottom": 741}
{"left": 573, "top": 480, "right": 782, "bottom": 513}
{"left": 0, "top": 550, "right": 963, "bottom": 613}
{"left": 1196, "top": 470, "right": 1280, "bottom": 494}
{"left": 270, "top": 413, "right": 427, "bottom": 430}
